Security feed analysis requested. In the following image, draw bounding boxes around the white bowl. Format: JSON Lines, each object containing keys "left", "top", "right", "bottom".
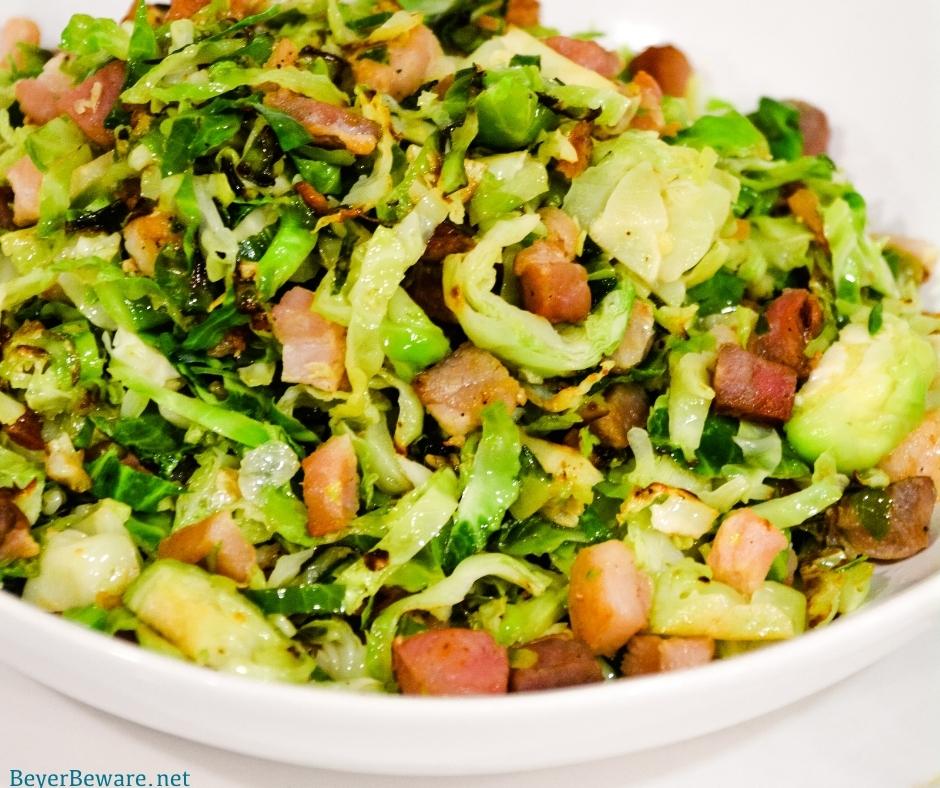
{"left": 1, "top": 0, "right": 938, "bottom": 776}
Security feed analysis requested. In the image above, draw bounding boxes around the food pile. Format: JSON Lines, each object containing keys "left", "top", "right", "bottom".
{"left": 0, "top": 0, "right": 936, "bottom": 695}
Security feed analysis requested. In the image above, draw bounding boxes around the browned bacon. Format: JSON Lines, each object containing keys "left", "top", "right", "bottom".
{"left": 713, "top": 344, "right": 797, "bottom": 423}
{"left": 749, "top": 288, "right": 823, "bottom": 376}
{"left": 393, "top": 628, "right": 509, "bottom": 695}
{"left": 509, "top": 634, "right": 603, "bottom": 692}
{"left": 622, "top": 635, "right": 715, "bottom": 676}
{"left": 263, "top": 89, "right": 381, "bottom": 156}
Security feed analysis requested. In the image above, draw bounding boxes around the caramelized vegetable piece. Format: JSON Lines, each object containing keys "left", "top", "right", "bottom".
{"left": 301, "top": 434, "right": 360, "bottom": 537}
{"left": 706, "top": 509, "right": 787, "bottom": 595}
{"left": 586, "top": 383, "right": 649, "bottom": 450}
{"left": 569, "top": 540, "right": 652, "bottom": 656}
{"left": 158, "top": 511, "right": 256, "bottom": 583}
{"left": 393, "top": 628, "right": 509, "bottom": 695}
{"left": 827, "top": 477, "right": 935, "bottom": 560}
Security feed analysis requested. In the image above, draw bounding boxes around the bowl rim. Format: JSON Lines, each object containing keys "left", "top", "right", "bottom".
{"left": 2, "top": 560, "right": 939, "bottom": 716}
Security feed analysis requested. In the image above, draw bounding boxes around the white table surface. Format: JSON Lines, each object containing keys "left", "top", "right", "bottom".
{"left": 1, "top": 626, "right": 937, "bottom": 788}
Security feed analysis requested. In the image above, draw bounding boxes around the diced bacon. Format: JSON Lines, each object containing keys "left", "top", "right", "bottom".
{"left": 787, "top": 188, "right": 827, "bottom": 246}
{"left": 749, "top": 289, "right": 824, "bottom": 376}
{"left": 265, "top": 38, "right": 299, "bottom": 71}
{"left": 609, "top": 299, "right": 655, "bottom": 372}
{"left": 585, "top": 383, "right": 649, "bottom": 450}
{"left": 405, "top": 262, "right": 457, "bottom": 324}
{"left": 788, "top": 99, "right": 830, "bottom": 156}
{"left": 350, "top": 24, "right": 443, "bottom": 102}
{"left": 706, "top": 509, "right": 787, "bottom": 595}
{"left": 123, "top": 211, "right": 179, "bottom": 276}
{"left": 544, "top": 36, "right": 623, "bottom": 79}
{"left": 271, "top": 286, "right": 347, "bottom": 392}
{"left": 518, "top": 261, "right": 592, "bottom": 324}
{"left": 505, "top": 0, "right": 541, "bottom": 27}
{"left": 263, "top": 89, "right": 381, "bottom": 156}
{"left": 15, "top": 54, "right": 73, "bottom": 126}
{"left": 509, "top": 634, "right": 603, "bottom": 692}
{"left": 393, "top": 628, "right": 509, "bottom": 695}
{"left": 627, "top": 71, "right": 666, "bottom": 133}
{"left": 555, "top": 119, "right": 594, "bottom": 180}
{"left": 880, "top": 410, "right": 940, "bottom": 494}
{"left": 828, "top": 477, "right": 935, "bottom": 560}
{"left": 301, "top": 434, "right": 360, "bottom": 537}
{"left": 422, "top": 220, "right": 475, "bottom": 263}
{"left": 628, "top": 45, "right": 692, "bottom": 97}
{"left": 3, "top": 408, "right": 44, "bottom": 451}
{"left": 712, "top": 344, "right": 797, "bottom": 423}
{"left": 568, "top": 540, "right": 652, "bottom": 656}
{"left": 7, "top": 155, "right": 41, "bottom": 227}
{"left": 622, "top": 635, "right": 715, "bottom": 676}
{"left": 58, "top": 60, "right": 126, "bottom": 147}
{"left": 0, "top": 18, "right": 40, "bottom": 71}
{"left": 539, "top": 207, "right": 580, "bottom": 259}
{"left": 0, "top": 525, "right": 39, "bottom": 561}
{"left": 158, "top": 511, "right": 256, "bottom": 583}
{"left": 414, "top": 344, "right": 524, "bottom": 438}
{"left": 165, "top": 0, "right": 211, "bottom": 21}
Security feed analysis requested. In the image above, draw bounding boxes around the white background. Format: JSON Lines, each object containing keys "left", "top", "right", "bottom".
{"left": 1, "top": 0, "right": 939, "bottom": 785}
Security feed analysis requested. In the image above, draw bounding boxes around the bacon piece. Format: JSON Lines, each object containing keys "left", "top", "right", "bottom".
{"left": 509, "top": 634, "right": 602, "bottom": 692}
{"left": 544, "top": 36, "right": 623, "bottom": 79}
{"left": 350, "top": 24, "right": 443, "bottom": 103}
{"left": 787, "top": 188, "right": 827, "bottom": 246}
{"left": 165, "top": 0, "right": 211, "bottom": 21}
{"left": 58, "top": 60, "right": 126, "bottom": 147}
{"left": 706, "top": 509, "right": 787, "bottom": 595}
{"left": 610, "top": 299, "right": 655, "bottom": 372}
{"left": 15, "top": 54, "right": 73, "bottom": 126}
{"left": 788, "top": 99, "right": 830, "bottom": 156}
{"left": 539, "top": 207, "right": 580, "bottom": 259}
{"left": 0, "top": 487, "right": 39, "bottom": 561}
{"left": 422, "top": 220, "right": 475, "bottom": 263}
{"left": 123, "top": 211, "right": 179, "bottom": 276}
{"left": 405, "top": 262, "right": 457, "bottom": 325}
{"left": 518, "top": 261, "right": 592, "bottom": 324}
{"left": 749, "top": 289, "right": 823, "bottom": 377}
{"left": 880, "top": 411, "right": 940, "bottom": 494}
{"left": 569, "top": 540, "right": 652, "bottom": 656}
{"left": 414, "top": 344, "right": 524, "bottom": 438}
{"left": 827, "top": 477, "right": 935, "bottom": 561}
{"left": 712, "top": 344, "right": 797, "bottom": 423}
{"left": 556, "top": 120, "right": 594, "bottom": 180}
{"left": 0, "top": 18, "right": 40, "bottom": 71}
{"left": 301, "top": 434, "right": 360, "bottom": 538}
{"left": 585, "top": 383, "right": 649, "bottom": 450}
{"left": 622, "top": 635, "right": 715, "bottom": 676}
{"left": 263, "top": 89, "right": 381, "bottom": 156}
{"left": 271, "top": 286, "right": 347, "bottom": 392}
{"left": 3, "top": 408, "right": 44, "bottom": 451}
{"left": 230, "top": 0, "right": 269, "bottom": 19}
{"left": 7, "top": 155, "right": 42, "bottom": 227}
{"left": 627, "top": 71, "right": 666, "bottom": 133}
{"left": 629, "top": 45, "right": 692, "bottom": 97}
{"left": 393, "top": 628, "right": 509, "bottom": 695}
{"left": 158, "top": 511, "right": 256, "bottom": 583}
{"left": 505, "top": 0, "right": 540, "bottom": 27}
